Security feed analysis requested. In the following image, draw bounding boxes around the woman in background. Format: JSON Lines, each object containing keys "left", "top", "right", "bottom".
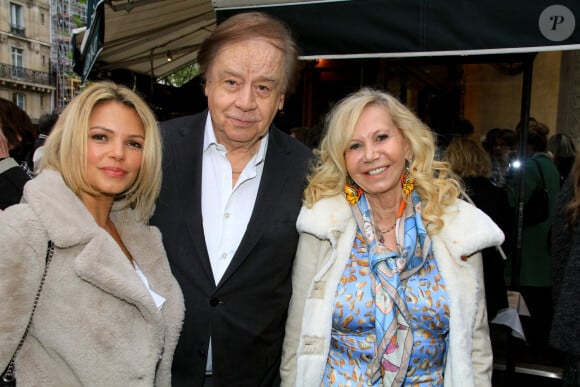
{"left": 0, "top": 98, "right": 36, "bottom": 209}
{"left": 548, "top": 133, "right": 576, "bottom": 186}
{"left": 482, "top": 127, "right": 515, "bottom": 188}
{"left": 444, "top": 137, "right": 510, "bottom": 321}
{"left": 508, "top": 119, "right": 560, "bottom": 351}
{"left": 550, "top": 151, "right": 580, "bottom": 386}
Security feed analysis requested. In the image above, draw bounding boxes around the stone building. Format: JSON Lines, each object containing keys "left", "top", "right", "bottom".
{"left": 0, "top": 0, "right": 54, "bottom": 123}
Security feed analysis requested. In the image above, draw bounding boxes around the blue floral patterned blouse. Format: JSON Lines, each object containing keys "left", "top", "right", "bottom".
{"left": 323, "top": 228, "right": 450, "bottom": 386}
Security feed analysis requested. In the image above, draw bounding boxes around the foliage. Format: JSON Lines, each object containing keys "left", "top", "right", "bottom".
{"left": 72, "top": 14, "right": 85, "bottom": 28}
{"left": 159, "top": 63, "right": 200, "bottom": 87}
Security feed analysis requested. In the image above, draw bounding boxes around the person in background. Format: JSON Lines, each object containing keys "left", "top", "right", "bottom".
{"left": 149, "top": 11, "right": 312, "bottom": 387}
{"left": 281, "top": 88, "right": 503, "bottom": 386}
{"left": 444, "top": 137, "right": 510, "bottom": 321}
{"left": 32, "top": 111, "right": 59, "bottom": 175}
{"left": 0, "top": 98, "right": 36, "bottom": 209}
{"left": 548, "top": 132, "right": 576, "bottom": 187}
{"left": 0, "top": 81, "right": 184, "bottom": 386}
{"left": 482, "top": 127, "right": 515, "bottom": 188}
{"left": 507, "top": 119, "right": 560, "bottom": 352}
{"left": 550, "top": 151, "right": 580, "bottom": 386}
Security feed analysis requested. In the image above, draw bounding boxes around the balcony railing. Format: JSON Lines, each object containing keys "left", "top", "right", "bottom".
{"left": 0, "top": 63, "right": 51, "bottom": 85}
{"left": 10, "top": 24, "right": 25, "bottom": 37}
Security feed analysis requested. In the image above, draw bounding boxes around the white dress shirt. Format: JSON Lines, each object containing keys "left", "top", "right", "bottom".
{"left": 135, "top": 264, "right": 166, "bottom": 310}
{"left": 201, "top": 114, "right": 268, "bottom": 284}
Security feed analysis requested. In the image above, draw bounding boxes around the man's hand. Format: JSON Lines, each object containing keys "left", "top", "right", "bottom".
{"left": 0, "top": 130, "right": 10, "bottom": 158}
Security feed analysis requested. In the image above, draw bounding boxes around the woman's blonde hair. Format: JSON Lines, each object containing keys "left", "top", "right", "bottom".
{"left": 41, "top": 81, "right": 162, "bottom": 222}
{"left": 304, "top": 87, "right": 460, "bottom": 234}
{"left": 444, "top": 137, "right": 492, "bottom": 178}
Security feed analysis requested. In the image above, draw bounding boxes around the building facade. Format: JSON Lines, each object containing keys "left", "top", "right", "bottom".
{"left": 0, "top": 0, "right": 86, "bottom": 124}
{"left": 0, "top": 0, "right": 54, "bottom": 123}
{"left": 51, "top": 0, "right": 85, "bottom": 112}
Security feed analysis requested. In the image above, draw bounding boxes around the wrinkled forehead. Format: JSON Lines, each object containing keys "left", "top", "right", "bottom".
{"left": 208, "top": 38, "right": 286, "bottom": 83}
{"left": 213, "top": 37, "right": 284, "bottom": 65}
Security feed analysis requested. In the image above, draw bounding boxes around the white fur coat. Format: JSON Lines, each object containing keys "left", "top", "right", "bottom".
{"left": 0, "top": 170, "right": 184, "bottom": 386}
{"left": 280, "top": 194, "right": 504, "bottom": 387}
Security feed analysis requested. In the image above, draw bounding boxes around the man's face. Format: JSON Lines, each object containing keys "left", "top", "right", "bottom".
{"left": 204, "top": 38, "right": 285, "bottom": 151}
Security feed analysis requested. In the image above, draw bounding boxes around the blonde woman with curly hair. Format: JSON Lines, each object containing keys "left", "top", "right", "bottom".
{"left": 281, "top": 88, "right": 503, "bottom": 387}
{"left": 0, "top": 81, "right": 184, "bottom": 386}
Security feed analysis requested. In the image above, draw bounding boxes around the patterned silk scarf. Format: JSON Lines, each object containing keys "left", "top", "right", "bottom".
{"left": 351, "top": 190, "right": 432, "bottom": 386}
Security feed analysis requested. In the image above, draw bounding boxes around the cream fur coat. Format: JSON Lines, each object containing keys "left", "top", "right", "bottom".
{"left": 281, "top": 194, "right": 504, "bottom": 387}
{"left": 0, "top": 170, "right": 184, "bottom": 386}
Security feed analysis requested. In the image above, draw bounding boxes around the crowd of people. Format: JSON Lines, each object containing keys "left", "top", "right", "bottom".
{"left": 0, "top": 9, "right": 578, "bottom": 387}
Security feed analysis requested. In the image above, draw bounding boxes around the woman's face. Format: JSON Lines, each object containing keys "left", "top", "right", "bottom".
{"left": 83, "top": 101, "right": 145, "bottom": 199}
{"left": 345, "top": 104, "right": 411, "bottom": 198}
{"left": 0, "top": 123, "right": 20, "bottom": 151}
{"left": 492, "top": 139, "right": 510, "bottom": 160}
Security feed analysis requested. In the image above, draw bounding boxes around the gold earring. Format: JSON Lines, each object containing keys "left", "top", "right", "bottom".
{"left": 344, "top": 182, "right": 363, "bottom": 205}
{"left": 401, "top": 167, "right": 415, "bottom": 196}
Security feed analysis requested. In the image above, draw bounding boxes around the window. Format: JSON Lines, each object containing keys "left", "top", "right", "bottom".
{"left": 12, "top": 93, "right": 25, "bottom": 110}
{"left": 11, "top": 47, "right": 24, "bottom": 79}
{"left": 9, "top": 3, "right": 25, "bottom": 36}
{"left": 41, "top": 13, "right": 45, "bottom": 25}
{"left": 40, "top": 95, "right": 44, "bottom": 107}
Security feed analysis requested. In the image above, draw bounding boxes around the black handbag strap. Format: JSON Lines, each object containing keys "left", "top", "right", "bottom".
{"left": 1, "top": 240, "right": 54, "bottom": 384}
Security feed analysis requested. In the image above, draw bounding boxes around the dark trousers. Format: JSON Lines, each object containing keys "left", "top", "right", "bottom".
{"left": 519, "top": 286, "right": 552, "bottom": 349}
{"left": 203, "top": 374, "right": 213, "bottom": 387}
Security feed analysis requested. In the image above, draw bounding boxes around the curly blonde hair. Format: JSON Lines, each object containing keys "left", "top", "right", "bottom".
{"left": 304, "top": 87, "right": 460, "bottom": 234}
{"left": 41, "top": 81, "right": 162, "bottom": 222}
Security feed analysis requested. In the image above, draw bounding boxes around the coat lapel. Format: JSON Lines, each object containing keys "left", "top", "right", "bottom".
{"left": 166, "top": 113, "right": 214, "bottom": 283}
{"left": 73, "top": 232, "right": 163, "bottom": 327}
{"left": 217, "top": 129, "right": 289, "bottom": 286}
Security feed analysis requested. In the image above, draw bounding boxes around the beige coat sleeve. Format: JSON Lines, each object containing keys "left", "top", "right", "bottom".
{"left": 280, "top": 232, "right": 327, "bottom": 387}
{"left": 468, "top": 252, "right": 493, "bottom": 386}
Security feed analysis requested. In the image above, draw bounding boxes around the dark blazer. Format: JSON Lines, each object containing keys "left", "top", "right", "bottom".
{"left": 150, "top": 111, "right": 312, "bottom": 387}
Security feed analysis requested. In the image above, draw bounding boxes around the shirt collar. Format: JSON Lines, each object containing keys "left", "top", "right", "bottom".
{"left": 203, "top": 112, "right": 218, "bottom": 152}
{"left": 202, "top": 112, "right": 269, "bottom": 167}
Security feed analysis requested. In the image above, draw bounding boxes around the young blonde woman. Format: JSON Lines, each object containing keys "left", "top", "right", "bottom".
{"left": 0, "top": 81, "right": 184, "bottom": 386}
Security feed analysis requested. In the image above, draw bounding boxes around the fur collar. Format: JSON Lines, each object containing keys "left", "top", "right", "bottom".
{"left": 20, "top": 170, "right": 169, "bottom": 325}
{"left": 22, "top": 170, "right": 140, "bottom": 248}
{"left": 297, "top": 194, "right": 504, "bottom": 256}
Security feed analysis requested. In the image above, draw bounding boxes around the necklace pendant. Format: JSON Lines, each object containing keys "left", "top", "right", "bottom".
{"left": 378, "top": 234, "right": 385, "bottom": 244}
